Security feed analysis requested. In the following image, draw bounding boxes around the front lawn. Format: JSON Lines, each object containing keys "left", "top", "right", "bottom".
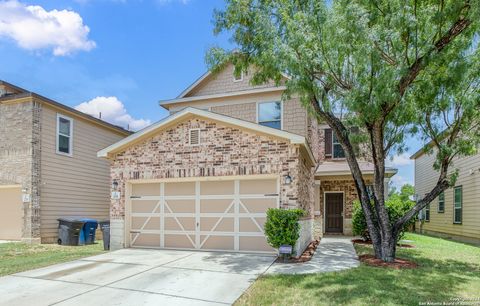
{"left": 236, "top": 233, "right": 480, "bottom": 305}
{"left": 0, "top": 242, "right": 106, "bottom": 277}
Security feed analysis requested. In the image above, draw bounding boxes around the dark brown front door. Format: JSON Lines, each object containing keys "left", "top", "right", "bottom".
{"left": 325, "top": 193, "right": 343, "bottom": 233}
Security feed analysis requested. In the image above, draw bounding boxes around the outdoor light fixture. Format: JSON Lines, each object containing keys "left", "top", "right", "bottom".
{"left": 112, "top": 180, "right": 119, "bottom": 191}
{"left": 284, "top": 174, "right": 292, "bottom": 185}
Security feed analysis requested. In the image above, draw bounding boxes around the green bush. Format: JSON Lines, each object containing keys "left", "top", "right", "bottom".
{"left": 264, "top": 208, "right": 305, "bottom": 250}
{"left": 352, "top": 194, "right": 415, "bottom": 242}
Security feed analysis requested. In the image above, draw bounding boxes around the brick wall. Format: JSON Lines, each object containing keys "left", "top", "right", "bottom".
{"left": 110, "top": 117, "right": 315, "bottom": 219}
{"left": 0, "top": 100, "right": 42, "bottom": 241}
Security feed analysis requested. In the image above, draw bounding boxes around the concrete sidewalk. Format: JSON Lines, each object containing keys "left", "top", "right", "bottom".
{"left": 266, "top": 236, "right": 359, "bottom": 274}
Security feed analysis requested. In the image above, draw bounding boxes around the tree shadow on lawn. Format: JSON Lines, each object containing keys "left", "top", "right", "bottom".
{"left": 266, "top": 254, "right": 480, "bottom": 305}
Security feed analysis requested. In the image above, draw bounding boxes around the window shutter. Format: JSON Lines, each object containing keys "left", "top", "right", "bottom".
{"left": 325, "top": 128, "right": 332, "bottom": 157}
{"left": 189, "top": 129, "right": 200, "bottom": 145}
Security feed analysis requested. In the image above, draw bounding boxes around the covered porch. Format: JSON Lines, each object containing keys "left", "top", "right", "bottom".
{"left": 312, "top": 161, "right": 397, "bottom": 238}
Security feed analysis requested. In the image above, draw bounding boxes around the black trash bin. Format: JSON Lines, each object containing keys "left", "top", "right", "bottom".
{"left": 78, "top": 218, "right": 98, "bottom": 245}
{"left": 99, "top": 220, "right": 110, "bottom": 250}
{"left": 57, "top": 218, "right": 85, "bottom": 246}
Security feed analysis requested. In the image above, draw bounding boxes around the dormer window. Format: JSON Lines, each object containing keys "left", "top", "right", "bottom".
{"left": 258, "top": 101, "right": 282, "bottom": 129}
{"left": 233, "top": 71, "right": 243, "bottom": 82}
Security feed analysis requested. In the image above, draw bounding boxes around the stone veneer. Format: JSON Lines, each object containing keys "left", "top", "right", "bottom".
{"left": 0, "top": 100, "right": 42, "bottom": 242}
{"left": 110, "top": 117, "right": 315, "bottom": 220}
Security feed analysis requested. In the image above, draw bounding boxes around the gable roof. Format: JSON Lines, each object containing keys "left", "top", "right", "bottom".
{"left": 0, "top": 80, "right": 131, "bottom": 136}
{"left": 98, "top": 107, "right": 315, "bottom": 164}
{"left": 159, "top": 65, "right": 291, "bottom": 110}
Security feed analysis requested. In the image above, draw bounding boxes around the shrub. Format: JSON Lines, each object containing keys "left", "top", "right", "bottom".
{"left": 352, "top": 194, "right": 415, "bottom": 242}
{"left": 264, "top": 208, "right": 305, "bottom": 250}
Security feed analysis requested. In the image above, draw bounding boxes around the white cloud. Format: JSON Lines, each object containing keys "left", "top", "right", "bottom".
{"left": 75, "top": 96, "right": 151, "bottom": 131}
{"left": 387, "top": 153, "right": 413, "bottom": 167}
{"left": 0, "top": 0, "right": 95, "bottom": 56}
{"left": 390, "top": 175, "right": 413, "bottom": 189}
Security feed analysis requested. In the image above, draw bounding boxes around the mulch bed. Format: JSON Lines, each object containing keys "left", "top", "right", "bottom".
{"left": 358, "top": 254, "right": 418, "bottom": 269}
{"left": 275, "top": 240, "right": 320, "bottom": 263}
{"left": 352, "top": 239, "right": 415, "bottom": 248}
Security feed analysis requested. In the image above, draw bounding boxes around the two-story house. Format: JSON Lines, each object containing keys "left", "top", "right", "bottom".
{"left": 98, "top": 65, "right": 397, "bottom": 254}
{"left": 412, "top": 147, "right": 480, "bottom": 245}
{"left": 0, "top": 81, "right": 130, "bottom": 243}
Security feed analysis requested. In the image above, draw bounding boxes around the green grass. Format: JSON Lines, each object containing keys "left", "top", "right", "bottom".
{"left": 0, "top": 242, "right": 106, "bottom": 277}
{"left": 236, "top": 233, "right": 480, "bottom": 306}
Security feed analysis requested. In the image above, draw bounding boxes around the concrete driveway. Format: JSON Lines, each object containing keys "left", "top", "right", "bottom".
{"left": 0, "top": 248, "right": 275, "bottom": 306}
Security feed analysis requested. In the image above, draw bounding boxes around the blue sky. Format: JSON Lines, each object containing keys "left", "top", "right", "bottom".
{"left": 0, "top": 0, "right": 418, "bottom": 189}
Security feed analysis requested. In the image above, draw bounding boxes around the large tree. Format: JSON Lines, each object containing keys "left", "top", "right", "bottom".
{"left": 208, "top": 0, "right": 480, "bottom": 261}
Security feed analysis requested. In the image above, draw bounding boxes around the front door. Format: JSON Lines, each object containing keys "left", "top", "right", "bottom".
{"left": 325, "top": 193, "right": 343, "bottom": 233}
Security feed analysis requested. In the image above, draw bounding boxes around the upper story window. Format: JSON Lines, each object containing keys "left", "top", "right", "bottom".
{"left": 233, "top": 71, "right": 243, "bottom": 82}
{"left": 258, "top": 101, "right": 282, "bottom": 129}
{"left": 324, "top": 128, "right": 346, "bottom": 159}
{"left": 56, "top": 114, "right": 73, "bottom": 156}
{"left": 453, "top": 186, "right": 462, "bottom": 224}
{"left": 438, "top": 191, "right": 445, "bottom": 213}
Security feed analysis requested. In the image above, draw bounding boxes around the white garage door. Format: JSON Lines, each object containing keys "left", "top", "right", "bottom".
{"left": 128, "top": 177, "right": 278, "bottom": 253}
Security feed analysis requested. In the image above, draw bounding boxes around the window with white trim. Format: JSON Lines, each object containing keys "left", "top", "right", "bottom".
{"left": 189, "top": 128, "right": 200, "bottom": 145}
{"left": 454, "top": 186, "right": 462, "bottom": 224}
{"left": 332, "top": 133, "right": 346, "bottom": 159}
{"left": 438, "top": 191, "right": 445, "bottom": 213}
{"left": 258, "top": 101, "right": 281, "bottom": 129}
{"left": 56, "top": 114, "right": 73, "bottom": 156}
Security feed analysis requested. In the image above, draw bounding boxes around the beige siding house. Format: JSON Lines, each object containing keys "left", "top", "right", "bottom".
{"left": 0, "top": 81, "right": 130, "bottom": 243}
{"left": 99, "top": 64, "right": 396, "bottom": 254}
{"left": 412, "top": 148, "right": 480, "bottom": 244}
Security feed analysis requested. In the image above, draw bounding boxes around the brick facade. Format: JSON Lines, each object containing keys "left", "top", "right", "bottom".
{"left": 0, "top": 100, "right": 42, "bottom": 242}
{"left": 110, "top": 117, "right": 315, "bottom": 219}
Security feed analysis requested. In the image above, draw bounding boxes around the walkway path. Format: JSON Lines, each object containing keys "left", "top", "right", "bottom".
{"left": 265, "top": 236, "right": 360, "bottom": 274}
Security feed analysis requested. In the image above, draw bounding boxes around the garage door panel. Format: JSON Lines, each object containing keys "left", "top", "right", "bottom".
{"left": 200, "top": 181, "right": 234, "bottom": 195}
{"left": 128, "top": 177, "right": 278, "bottom": 253}
{"left": 240, "top": 179, "right": 277, "bottom": 195}
{"left": 132, "top": 184, "right": 160, "bottom": 196}
{"left": 131, "top": 217, "right": 160, "bottom": 230}
{"left": 165, "top": 234, "right": 195, "bottom": 248}
{"left": 200, "top": 217, "right": 234, "bottom": 232}
{"left": 0, "top": 186, "right": 22, "bottom": 240}
{"left": 200, "top": 199, "right": 234, "bottom": 213}
{"left": 165, "top": 200, "right": 195, "bottom": 213}
{"left": 201, "top": 235, "right": 234, "bottom": 250}
{"left": 240, "top": 198, "right": 277, "bottom": 213}
{"left": 239, "top": 218, "right": 263, "bottom": 232}
{"left": 131, "top": 200, "right": 160, "bottom": 213}
{"left": 164, "top": 217, "right": 196, "bottom": 231}
{"left": 240, "top": 237, "right": 274, "bottom": 252}
{"left": 165, "top": 182, "right": 195, "bottom": 196}
{"left": 131, "top": 233, "right": 160, "bottom": 247}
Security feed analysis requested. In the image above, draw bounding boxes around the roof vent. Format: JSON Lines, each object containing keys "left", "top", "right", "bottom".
{"left": 189, "top": 129, "right": 200, "bottom": 145}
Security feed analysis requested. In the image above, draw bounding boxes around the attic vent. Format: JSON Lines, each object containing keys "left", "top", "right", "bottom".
{"left": 189, "top": 129, "right": 200, "bottom": 145}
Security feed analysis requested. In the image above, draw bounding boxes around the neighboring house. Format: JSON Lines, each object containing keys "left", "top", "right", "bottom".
{"left": 0, "top": 81, "right": 131, "bottom": 243}
{"left": 411, "top": 147, "right": 480, "bottom": 244}
{"left": 98, "top": 65, "right": 397, "bottom": 254}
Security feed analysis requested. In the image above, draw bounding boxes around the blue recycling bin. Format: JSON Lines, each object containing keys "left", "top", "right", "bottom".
{"left": 78, "top": 218, "right": 98, "bottom": 245}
